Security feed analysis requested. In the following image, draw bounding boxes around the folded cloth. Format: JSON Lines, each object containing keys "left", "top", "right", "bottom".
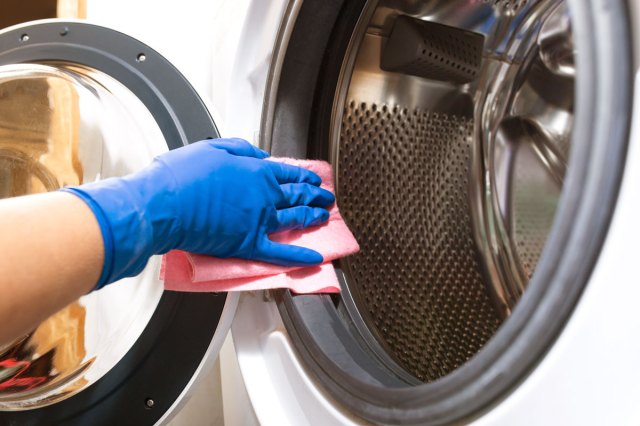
{"left": 161, "top": 158, "right": 359, "bottom": 294}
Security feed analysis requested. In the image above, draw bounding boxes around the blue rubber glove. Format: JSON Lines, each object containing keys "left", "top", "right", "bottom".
{"left": 61, "top": 138, "right": 335, "bottom": 290}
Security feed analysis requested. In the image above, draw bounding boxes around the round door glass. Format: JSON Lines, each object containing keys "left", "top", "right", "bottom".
{"left": 0, "top": 63, "right": 166, "bottom": 409}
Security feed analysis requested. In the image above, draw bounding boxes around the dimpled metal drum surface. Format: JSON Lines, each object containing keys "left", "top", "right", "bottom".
{"left": 485, "top": 0, "right": 529, "bottom": 12}
{"left": 338, "top": 101, "right": 502, "bottom": 381}
{"left": 511, "top": 145, "right": 561, "bottom": 279}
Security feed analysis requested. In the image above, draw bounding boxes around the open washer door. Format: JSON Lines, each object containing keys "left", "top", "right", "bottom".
{"left": 0, "top": 20, "right": 235, "bottom": 425}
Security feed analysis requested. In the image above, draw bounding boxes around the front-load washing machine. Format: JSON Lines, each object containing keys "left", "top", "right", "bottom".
{"left": 0, "top": 0, "right": 639, "bottom": 425}
{"left": 221, "top": 0, "right": 640, "bottom": 425}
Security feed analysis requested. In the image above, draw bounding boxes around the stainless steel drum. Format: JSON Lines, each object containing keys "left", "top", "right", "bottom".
{"left": 264, "top": 0, "right": 631, "bottom": 423}
{"left": 333, "top": 0, "right": 574, "bottom": 381}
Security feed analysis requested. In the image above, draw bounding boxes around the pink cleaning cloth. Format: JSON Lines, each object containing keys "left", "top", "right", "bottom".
{"left": 161, "top": 158, "right": 359, "bottom": 294}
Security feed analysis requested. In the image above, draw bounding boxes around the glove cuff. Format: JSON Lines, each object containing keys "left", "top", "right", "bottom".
{"left": 60, "top": 187, "right": 115, "bottom": 289}
{"left": 60, "top": 178, "right": 155, "bottom": 289}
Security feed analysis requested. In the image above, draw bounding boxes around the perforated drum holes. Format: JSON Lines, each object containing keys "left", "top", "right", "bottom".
{"left": 338, "top": 101, "right": 501, "bottom": 381}
{"left": 483, "top": 0, "right": 529, "bottom": 13}
{"left": 511, "top": 144, "right": 560, "bottom": 279}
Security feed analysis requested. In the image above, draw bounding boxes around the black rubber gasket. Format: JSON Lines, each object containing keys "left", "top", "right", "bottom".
{"left": 0, "top": 21, "right": 224, "bottom": 426}
{"left": 271, "top": 0, "right": 634, "bottom": 424}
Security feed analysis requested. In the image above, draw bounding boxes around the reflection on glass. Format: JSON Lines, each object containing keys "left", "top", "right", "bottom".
{"left": 0, "top": 63, "right": 167, "bottom": 409}
{"left": 0, "top": 304, "right": 90, "bottom": 396}
{"left": 0, "top": 71, "right": 90, "bottom": 196}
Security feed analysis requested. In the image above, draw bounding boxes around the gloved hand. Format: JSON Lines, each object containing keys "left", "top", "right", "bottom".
{"left": 61, "top": 138, "right": 335, "bottom": 290}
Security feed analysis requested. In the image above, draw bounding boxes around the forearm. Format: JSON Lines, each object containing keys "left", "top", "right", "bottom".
{"left": 0, "top": 192, "right": 103, "bottom": 345}
{"left": 0, "top": 138, "right": 333, "bottom": 347}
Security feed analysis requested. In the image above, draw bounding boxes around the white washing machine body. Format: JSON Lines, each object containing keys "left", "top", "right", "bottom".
{"left": 0, "top": 0, "right": 638, "bottom": 424}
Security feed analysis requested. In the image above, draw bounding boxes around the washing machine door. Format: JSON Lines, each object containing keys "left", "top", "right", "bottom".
{"left": 0, "top": 20, "right": 234, "bottom": 425}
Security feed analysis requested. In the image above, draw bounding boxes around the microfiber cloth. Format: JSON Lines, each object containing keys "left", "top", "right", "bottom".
{"left": 161, "top": 158, "right": 359, "bottom": 294}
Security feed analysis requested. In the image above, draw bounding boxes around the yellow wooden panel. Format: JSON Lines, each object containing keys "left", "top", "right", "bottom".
{"left": 57, "top": 0, "right": 87, "bottom": 19}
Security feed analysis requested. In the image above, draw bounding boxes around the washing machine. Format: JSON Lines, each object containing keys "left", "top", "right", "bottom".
{"left": 222, "top": 0, "right": 640, "bottom": 424}
{"left": 0, "top": 0, "right": 639, "bottom": 425}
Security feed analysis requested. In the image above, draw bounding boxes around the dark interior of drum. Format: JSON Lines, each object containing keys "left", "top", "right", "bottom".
{"left": 324, "top": 0, "right": 573, "bottom": 382}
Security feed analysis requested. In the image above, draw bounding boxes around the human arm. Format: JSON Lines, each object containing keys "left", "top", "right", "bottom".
{"left": 0, "top": 192, "right": 103, "bottom": 345}
{"left": 0, "top": 138, "right": 334, "bottom": 346}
